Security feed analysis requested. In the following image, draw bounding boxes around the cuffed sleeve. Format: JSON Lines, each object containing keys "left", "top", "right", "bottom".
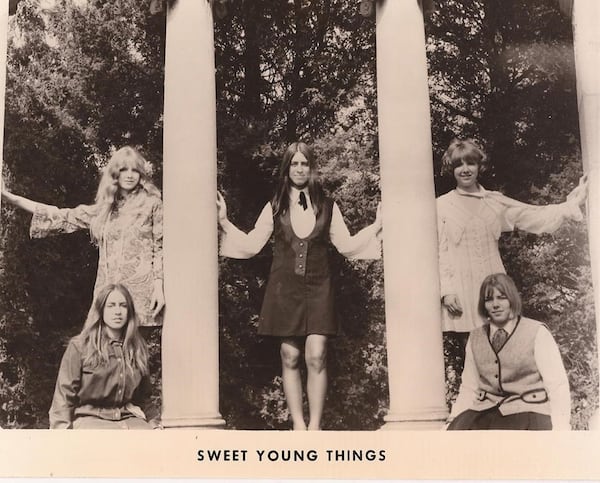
{"left": 329, "top": 202, "right": 381, "bottom": 260}
{"left": 49, "top": 339, "right": 83, "bottom": 429}
{"left": 535, "top": 327, "right": 571, "bottom": 430}
{"left": 30, "top": 203, "right": 97, "bottom": 239}
{"left": 219, "top": 203, "right": 274, "bottom": 259}
{"left": 448, "top": 337, "right": 478, "bottom": 421}
{"left": 130, "top": 375, "right": 161, "bottom": 428}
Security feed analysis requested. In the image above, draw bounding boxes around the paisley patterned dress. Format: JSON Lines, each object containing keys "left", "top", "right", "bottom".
{"left": 30, "top": 189, "right": 163, "bottom": 326}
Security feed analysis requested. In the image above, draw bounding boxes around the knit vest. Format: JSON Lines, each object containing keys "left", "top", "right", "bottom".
{"left": 470, "top": 317, "right": 550, "bottom": 416}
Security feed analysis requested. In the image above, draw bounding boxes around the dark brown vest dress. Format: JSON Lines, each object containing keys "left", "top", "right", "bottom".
{"left": 258, "top": 198, "right": 336, "bottom": 337}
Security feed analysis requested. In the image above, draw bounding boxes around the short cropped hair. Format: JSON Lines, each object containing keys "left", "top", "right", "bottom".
{"left": 477, "top": 273, "right": 522, "bottom": 320}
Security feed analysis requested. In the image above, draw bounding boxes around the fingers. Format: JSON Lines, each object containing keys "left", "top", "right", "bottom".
{"left": 443, "top": 295, "right": 463, "bottom": 317}
{"left": 152, "top": 300, "right": 165, "bottom": 318}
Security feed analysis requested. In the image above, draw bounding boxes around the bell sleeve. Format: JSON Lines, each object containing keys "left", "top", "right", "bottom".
{"left": 219, "top": 202, "right": 274, "bottom": 259}
{"left": 489, "top": 191, "right": 583, "bottom": 235}
{"left": 49, "top": 338, "right": 83, "bottom": 429}
{"left": 329, "top": 202, "right": 381, "bottom": 260}
{"left": 30, "top": 202, "right": 97, "bottom": 239}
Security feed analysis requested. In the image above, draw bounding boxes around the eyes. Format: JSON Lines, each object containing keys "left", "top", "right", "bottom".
{"left": 119, "top": 167, "right": 140, "bottom": 174}
{"left": 106, "top": 302, "right": 128, "bottom": 309}
{"left": 484, "top": 294, "right": 507, "bottom": 302}
{"left": 290, "top": 160, "right": 309, "bottom": 168}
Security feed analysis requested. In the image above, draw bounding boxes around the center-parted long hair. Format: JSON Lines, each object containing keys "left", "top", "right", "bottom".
{"left": 89, "top": 146, "right": 161, "bottom": 244}
{"left": 80, "top": 283, "right": 149, "bottom": 376}
{"left": 271, "top": 142, "right": 325, "bottom": 218}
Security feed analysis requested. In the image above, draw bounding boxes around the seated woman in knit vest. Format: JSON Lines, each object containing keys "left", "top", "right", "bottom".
{"left": 447, "top": 273, "right": 570, "bottom": 430}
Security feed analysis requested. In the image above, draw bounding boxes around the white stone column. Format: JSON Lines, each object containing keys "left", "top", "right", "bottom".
{"left": 570, "top": 0, "right": 600, "bottom": 430}
{"left": 161, "top": 0, "right": 224, "bottom": 428}
{"left": 0, "top": 3, "right": 9, "bottom": 208}
{"left": 376, "top": 0, "right": 448, "bottom": 429}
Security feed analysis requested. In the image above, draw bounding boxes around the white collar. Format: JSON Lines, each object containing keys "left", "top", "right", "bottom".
{"left": 455, "top": 184, "right": 487, "bottom": 199}
{"left": 489, "top": 317, "right": 518, "bottom": 337}
{"left": 289, "top": 186, "right": 309, "bottom": 202}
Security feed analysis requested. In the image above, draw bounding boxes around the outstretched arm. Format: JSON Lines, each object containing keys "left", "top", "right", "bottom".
{"left": 329, "top": 201, "right": 381, "bottom": 260}
{"left": 217, "top": 192, "right": 273, "bottom": 259}
{"left": 1, "top": 180, "right": 39, "bottom": 213}
{"left": 495, "top": 175, "right": 588, "bottom": 234}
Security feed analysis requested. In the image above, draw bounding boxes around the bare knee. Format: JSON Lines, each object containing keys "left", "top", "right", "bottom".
{"left": 280, "top": 343, "right": 302, "bottom": 370}
{"left": 305, "top": 346, "right": 327, "bottom": 373}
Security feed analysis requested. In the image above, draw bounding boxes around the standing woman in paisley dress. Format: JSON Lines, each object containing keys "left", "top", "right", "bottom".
{"left": 437, "top": 139, "right": 587, "bottom": 362}
{"left": 217, "top": 141, "right": 382, "bottom": 431}
{"left": 1, "top": 146, "right": 165, "bottom": 327}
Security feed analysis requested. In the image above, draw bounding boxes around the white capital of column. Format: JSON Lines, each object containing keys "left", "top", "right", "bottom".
{"left": 161, "top": 0, "right": 224, "bottom": 428}
{"left": 376, "top": 0, "right": 448, "bottom": 429}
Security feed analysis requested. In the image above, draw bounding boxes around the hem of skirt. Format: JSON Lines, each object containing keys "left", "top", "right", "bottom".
{"left": 258, "top": 330, "right": 338, "bottom": 337}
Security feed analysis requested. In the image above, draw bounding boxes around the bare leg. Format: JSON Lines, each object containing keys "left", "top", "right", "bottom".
{"left": 280, "top": 338, "right": 306, "bottom": 430}
{"left": 305, "top": 334, "right": 328, "bottom": 431}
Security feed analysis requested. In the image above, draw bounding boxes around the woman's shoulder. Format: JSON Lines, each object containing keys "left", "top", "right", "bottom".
{"left": 436, "top": 190, "right": 456, "bottom": 205}
{"left": 519, "top": 316, "right": 549, "bottom": 332}
{"left": 139, "top": 188, "right": 162, "bottom": 204}
{"left": 64, "top": 334, "right": 87, "bottom": 355}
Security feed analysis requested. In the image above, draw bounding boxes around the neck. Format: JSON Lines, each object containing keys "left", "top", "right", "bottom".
{"left": 457, "top": 183, "right": 480, "bottom": 194}
{"left": 104, "top": 325, "right": 124, "bottom": 341}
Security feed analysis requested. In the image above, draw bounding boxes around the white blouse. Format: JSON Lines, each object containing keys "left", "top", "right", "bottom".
{"left": 437, "top": 185, "right": 582, "bottom": 332}
{"left": 220, "top": 187, "right": 381, "bottom": 260}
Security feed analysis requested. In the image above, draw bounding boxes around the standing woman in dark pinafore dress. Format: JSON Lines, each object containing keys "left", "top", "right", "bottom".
{"left": 217, "top": 142, "right": 382, "bottom": 430}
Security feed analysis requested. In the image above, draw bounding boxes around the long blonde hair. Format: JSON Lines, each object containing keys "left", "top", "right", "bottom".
{"left": 89, "top": 146, "right": 161, "bottom": 244}
{"left": 80, "top": 283, "right": 149, "bottom": 376}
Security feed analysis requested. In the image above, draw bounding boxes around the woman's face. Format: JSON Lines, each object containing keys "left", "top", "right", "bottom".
{"left": 117, "top": 166, "right": 141, "bottom": 193}
{"left": 453, "top": 159, "right": 479, "bottom": 191}
{"left": 103, "top": 290, "right": 129, "bottom": 338}
{"left": 288, "top": 152, "right": 310, "bottom": 189}
{"left": 484, "top": 287, "right": 512, "bottom": 326}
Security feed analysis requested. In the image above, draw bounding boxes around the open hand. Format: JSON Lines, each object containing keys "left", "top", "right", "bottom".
{"left": 567, "top": 174, "right": 589, "bottom": 206}
{"left": 374, "top": 202, "right": 382, "bottom": 233}
{"left": 216, "top": 191, "right": 228, "bottom": 224}
{"left": 150, "top": 281, "right": 165, "bottom": 318}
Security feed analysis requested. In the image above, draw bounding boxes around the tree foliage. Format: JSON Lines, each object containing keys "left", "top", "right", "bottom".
{"left": 0, "top": 0, "right": 596, "bottom": 430}
{"left": 0, "top": 0, "right": 165, "bottom": 428}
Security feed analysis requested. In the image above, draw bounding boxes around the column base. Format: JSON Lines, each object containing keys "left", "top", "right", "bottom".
{"left": 162, "top": 414, "right": 226, "bottom": 429}
{"left": 380, "top": 408, "right": 448, "bottom": 430}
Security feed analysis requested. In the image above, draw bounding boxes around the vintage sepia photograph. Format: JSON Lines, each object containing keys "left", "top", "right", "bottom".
{"left": 0, "top": 0, "right": 600, "bottom": 479}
